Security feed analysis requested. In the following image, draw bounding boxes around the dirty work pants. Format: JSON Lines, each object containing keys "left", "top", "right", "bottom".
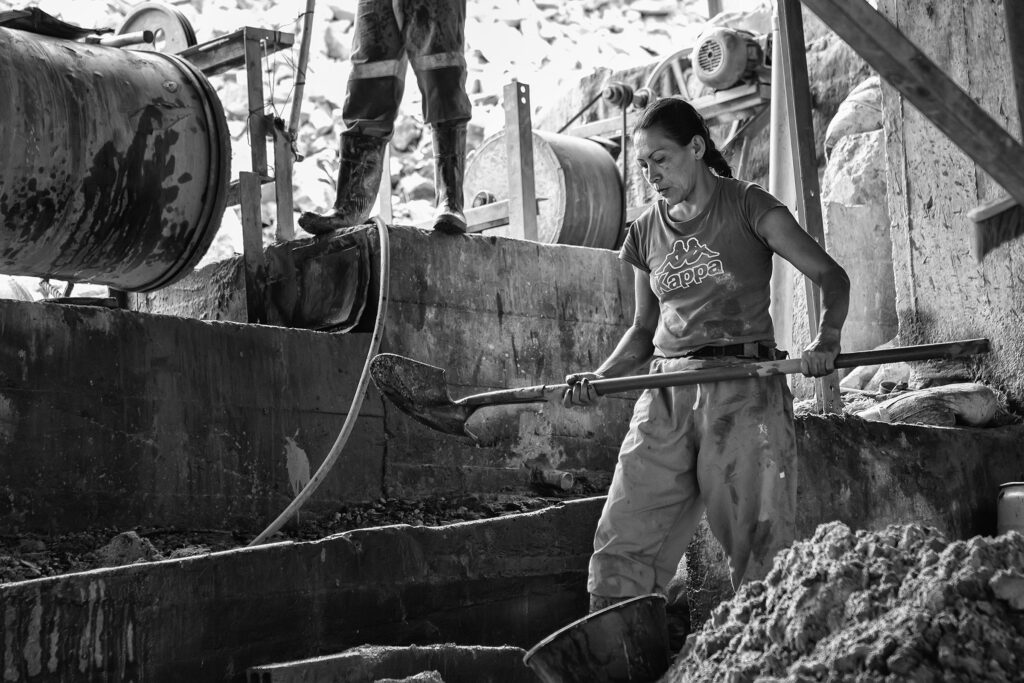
{"left": 588, "top": 356, "right": 798, "bottom": 598}
{"left": 343, "top": 0, "right": 472, "bottom": 139}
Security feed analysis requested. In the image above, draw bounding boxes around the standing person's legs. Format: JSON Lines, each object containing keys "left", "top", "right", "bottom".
{"left": 299, "top": 0, "right": 403, "bottom": 232}
{"left": 587, "top": 361, "right": 705, "bottom": 609}
{"left": 694, "top": 372, "right": 798, "bottom": 588}
{"left": 400, "top": 0, "right": 472, "bottom": 233}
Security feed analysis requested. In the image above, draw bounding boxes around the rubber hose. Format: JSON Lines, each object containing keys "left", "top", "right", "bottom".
{"left": 249, "top": 216, "right": 391, "bottom": 546}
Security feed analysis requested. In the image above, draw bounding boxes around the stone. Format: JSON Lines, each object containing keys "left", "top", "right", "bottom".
{"left": 824, "top": 75, "right": 883, "bottom": 159}
{"left": 324, "top": 20, "right": 352, "bottom": 61}
{"left": 94, "top": 531, "right": 161, "bottom": 567}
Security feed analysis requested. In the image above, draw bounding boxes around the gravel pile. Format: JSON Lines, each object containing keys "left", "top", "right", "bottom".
{"left": 666, "top": 522, "right": 1024, "bottom": 682}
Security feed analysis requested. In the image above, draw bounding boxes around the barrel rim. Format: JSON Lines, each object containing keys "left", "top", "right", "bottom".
{"left": 522, "top": 593, "right": 667, "bottom": 661}
{"left": 133, "top": 49, "right": 232, "bottom": 292}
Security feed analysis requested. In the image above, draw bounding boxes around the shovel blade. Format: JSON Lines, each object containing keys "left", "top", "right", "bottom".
{"left": 369, "top": 353, "right": 474, "bottom": 437}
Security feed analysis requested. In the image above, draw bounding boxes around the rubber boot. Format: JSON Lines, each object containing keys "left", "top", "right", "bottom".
{"left": 431, "top": 122, "right": 468, "bottom": 234}
{"left": 299, "top": 133, "right": 387, "bottom": 235}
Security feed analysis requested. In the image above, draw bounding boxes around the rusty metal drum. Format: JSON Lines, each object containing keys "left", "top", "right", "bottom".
{"left": 0, "top": 26, "right": 230, "bottom": 292}
{"left": 464, "top": 130, "right": 625, "bottom": 249}
{"left": 523, "top": 594, "right": 670, "bottom": 683}
{"left": 997, "top": 482, "right": 1024, "bottom": 535}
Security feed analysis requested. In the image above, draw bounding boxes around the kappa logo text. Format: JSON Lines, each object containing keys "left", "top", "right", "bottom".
{"left": 653, "top": 237, "right": 724, "bottom": 295}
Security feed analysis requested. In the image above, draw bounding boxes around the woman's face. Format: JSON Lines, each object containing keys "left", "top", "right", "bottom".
{"left": 634, "top": 126, "right": 704, "bottom": 206}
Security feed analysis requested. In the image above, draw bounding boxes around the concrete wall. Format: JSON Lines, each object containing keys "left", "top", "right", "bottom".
{"left": 0, "top": 298, "right": 384, "bottom": 533}
{"left": 878, "top": 0, "right": 1024, "bottom": 406}
{"left": 686, "top": 414, "right": 1024, "bottom": 625}
{"left": 0, "top": 226, "right": 636, "bottom": 533}
{"left": 0, "top": 498, "right": 603, "bottom": 683}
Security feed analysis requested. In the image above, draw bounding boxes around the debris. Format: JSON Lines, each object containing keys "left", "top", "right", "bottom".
{"left": 856, "top": 382, "right": 1005, "bottom": 427}
{"left": 666, "top": 522, "right": 1024, "bottom": 682}
{"left": 374, "top": 672, "right": 445, "bottom": 683}
{"left": 94, "top": 531, "right": 162, "bottom": 567}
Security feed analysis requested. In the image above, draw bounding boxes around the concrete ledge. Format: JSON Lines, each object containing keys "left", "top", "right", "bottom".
{"left": 246, "top": 644, "right": 537, "bottom": 683}
{"left": 0, "top": 497, "right": 604, "bottom": 682}
{"left": 685, "top": 414, "right": 1024, "bottom": 625}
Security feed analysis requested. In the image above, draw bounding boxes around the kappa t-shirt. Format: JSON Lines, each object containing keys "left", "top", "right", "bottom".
{"left": 619, "top": 177, "right": 785, "bottom": 358}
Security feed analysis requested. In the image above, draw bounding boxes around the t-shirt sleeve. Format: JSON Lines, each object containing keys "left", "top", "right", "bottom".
{"left": 742, "top": 182, "right": 788, "bottom": 246}
{"left": 618, "top": 210, "right": 652, "bottom": 272}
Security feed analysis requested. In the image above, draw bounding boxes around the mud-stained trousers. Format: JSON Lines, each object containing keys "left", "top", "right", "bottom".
{"left": 343, "top": 0, "right": 472, "bottom": 138}
{"left": 588, "top": 356, "right": 798, "bottom": 600}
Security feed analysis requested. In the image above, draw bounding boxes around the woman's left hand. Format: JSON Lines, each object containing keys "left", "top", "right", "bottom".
{"left": 801, "top": 326, "right": 842, "bottom": 377}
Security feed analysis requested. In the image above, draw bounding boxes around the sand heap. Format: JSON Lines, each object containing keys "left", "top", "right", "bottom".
{"left": 666, "top": 522, "right": 1024, "bottom": 682}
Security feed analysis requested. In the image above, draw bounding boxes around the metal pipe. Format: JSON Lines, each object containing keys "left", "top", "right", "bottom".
{"left": 97, "top": 30, "right": 154, "bottom": 47}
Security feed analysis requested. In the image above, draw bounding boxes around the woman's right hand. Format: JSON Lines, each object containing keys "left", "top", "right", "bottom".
{"left": 562, "top": 372, "right": 604, "bottom": 407}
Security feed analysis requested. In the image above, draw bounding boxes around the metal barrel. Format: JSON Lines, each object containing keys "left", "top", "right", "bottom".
{"left": 998, "top": 482, "right": 1024, "bottom": 535}
{"left": 0, "top": 26, "right": 230, "bottom": 292}
{"left": 463, "top": 130, "right": 624, "bottom": 249}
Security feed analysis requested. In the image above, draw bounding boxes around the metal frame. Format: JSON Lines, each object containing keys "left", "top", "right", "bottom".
{"left": 180, "top": 26, "right": 295, "bottom": 322}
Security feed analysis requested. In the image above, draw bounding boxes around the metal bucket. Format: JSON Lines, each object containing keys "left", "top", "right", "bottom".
{"left": 522, "top": 594, "right": 670, "bottom": 683}
{"left": 464, "top": 130, "right": 624, "bottom": 249}
{"left": 997, "top": 482, "right": 1024, "bottom": 535}
{"left": 0, "top": 27, "right": 230, "bottom": 292}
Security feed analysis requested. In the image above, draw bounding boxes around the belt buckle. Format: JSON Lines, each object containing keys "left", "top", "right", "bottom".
{"left": 742, "top": 342, "right": 760, "bottom": 358}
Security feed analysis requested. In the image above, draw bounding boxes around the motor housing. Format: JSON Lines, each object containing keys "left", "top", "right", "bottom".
{"left": 693, "top": 26, "right": 767, "bottom": 90}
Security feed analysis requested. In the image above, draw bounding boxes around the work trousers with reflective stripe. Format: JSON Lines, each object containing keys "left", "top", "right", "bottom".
{"left": 587, "top": 356, "right": 798, "bottom": 599}
{"left": 343, "top": 0, "right": 471, "bottom": 139}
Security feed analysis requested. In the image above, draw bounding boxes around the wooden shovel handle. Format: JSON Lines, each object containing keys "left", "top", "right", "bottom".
{"left": 457, "top": 338, "right": 989, "bottom": 408}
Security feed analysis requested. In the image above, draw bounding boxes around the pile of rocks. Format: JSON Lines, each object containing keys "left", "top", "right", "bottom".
{"left": 667, "top": 522, "right": 1024, "bottom": 682}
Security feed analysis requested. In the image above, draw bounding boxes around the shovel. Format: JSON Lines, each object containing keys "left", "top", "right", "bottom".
{"left": 369, "top": 338, "right": 990, "bottom": 439}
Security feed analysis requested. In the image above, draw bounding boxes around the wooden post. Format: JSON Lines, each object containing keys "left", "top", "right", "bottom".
{"left": 503, "top": 80, "right": 539, "bottom": 241}
{"left": 273, "top": 120, "right": 295, "bottom": 241}
{"left": 239, "top": 171, "right": 267, "bottom": 324}
{"left": 777, "top": 0, "right": 842, "bottom": 414}
{"left": 244, "top": 28, "right": 269, "bottom": 179}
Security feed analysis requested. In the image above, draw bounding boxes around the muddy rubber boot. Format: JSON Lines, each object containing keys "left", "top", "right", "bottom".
{"left": 431, "top": 122, "right": 468, "bottom": 234}
{"left": 299, "top": 133, "right": 387, "bottom": 235}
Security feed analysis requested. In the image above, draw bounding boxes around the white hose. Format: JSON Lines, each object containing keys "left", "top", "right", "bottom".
{"left": 249, "top": 216, "right": 391, "bottom": 546}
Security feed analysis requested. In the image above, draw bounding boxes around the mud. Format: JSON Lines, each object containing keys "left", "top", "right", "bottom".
{"left": 666, "top": 522, "right": 1024, "bottom": 682}
{"left": 0, "top": 490, "right": 594, "bottom": 584}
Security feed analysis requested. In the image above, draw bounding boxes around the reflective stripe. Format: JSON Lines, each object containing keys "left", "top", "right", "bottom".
{"left": 350, "top": 56, "right": 407, "bottom": 80}
{"left": 410, "top": 51, "right": 466, "bottom": 72}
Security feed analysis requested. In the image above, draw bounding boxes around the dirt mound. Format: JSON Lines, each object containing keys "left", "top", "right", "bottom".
{"left": 665, "top": 522, "right": 1024, "bottom": 682}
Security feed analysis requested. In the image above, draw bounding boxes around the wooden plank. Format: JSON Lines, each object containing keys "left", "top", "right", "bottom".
{"left": 413, "top": 199, "right": 540, "bottom": 233}
{"left": 244, "top": 28, "right": 270, "bottom": 178}
{"left": 273, "top": 121, "right": 295, "bottom": 241}
{"left": 178, "top": 27, "right": 294, "bottom": 77}
{"left": 225, "top": 174, "right": 273, "bottom": 207}
{"left": 503, "top": 80, "right": 539, "bottom": 241}
{"left": 239, "top": 171, "right": 267, "bottom": 324}
{"left": 799, "top": 0, "right": 1024, "bottom": 207}
{"left": 778, "top": 0, "right": 843, "bottom": 413}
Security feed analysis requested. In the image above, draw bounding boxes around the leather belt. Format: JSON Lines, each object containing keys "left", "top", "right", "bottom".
{"left": 686, "top": 342, "right": 782, "bottom": 360}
